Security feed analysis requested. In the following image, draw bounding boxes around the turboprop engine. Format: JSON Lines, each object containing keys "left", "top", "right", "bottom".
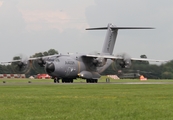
{"left": 117, "top": 53, "right": 132, "bottom": 68}
{"left": 93, "top": 57, "right": 107, "bottom": 67}
{"left": 11, "top": 55, "right": 31, "bottom": 73}
{"left": 37, "top": 58, "right": 46, "bottom": 67}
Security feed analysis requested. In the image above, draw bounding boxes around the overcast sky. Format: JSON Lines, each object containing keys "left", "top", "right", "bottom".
{"left": 0, "top": 0, "right": 173, "bottom": 63}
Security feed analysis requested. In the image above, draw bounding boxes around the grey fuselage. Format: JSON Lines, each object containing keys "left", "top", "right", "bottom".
{"left": 45, "top": 53, "right": 113, "bottom": 79}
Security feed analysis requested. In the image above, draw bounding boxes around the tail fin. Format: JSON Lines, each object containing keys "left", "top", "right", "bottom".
{"left": 86, "top": 23, "right": 154, "bottom": 55}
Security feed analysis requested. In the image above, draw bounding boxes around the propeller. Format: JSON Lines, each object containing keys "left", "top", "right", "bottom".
{"left": 88, "top": 51, "right": 107, "bottom": 67}
{"left": 93, "top": 57, "right": 107, "bottom": 67}
{"left": 116, "top": 53, "right": 132, "bottom": 68}
{"left": 37, "top": 58, "right": 46, "bottom": 67}
{"left": 11, "top": 54, "right": 31, "bottom": 74}
{"left": 31, "top": 57, "right": 48, "bottom": 74}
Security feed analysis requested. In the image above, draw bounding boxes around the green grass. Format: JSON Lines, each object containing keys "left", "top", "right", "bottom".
{"left": 0, "top": 79, "right": 173, "bottom": 120}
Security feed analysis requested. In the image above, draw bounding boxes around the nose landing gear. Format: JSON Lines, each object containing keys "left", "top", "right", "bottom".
{"left": 53, "top": 77, "right": 59, "bottom": 83}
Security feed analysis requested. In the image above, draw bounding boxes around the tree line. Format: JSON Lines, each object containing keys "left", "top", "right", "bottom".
{"left": 102, "top": 58, "right": 173, "bottom": 79}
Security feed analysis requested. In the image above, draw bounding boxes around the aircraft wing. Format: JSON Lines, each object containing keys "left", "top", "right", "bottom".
{"left": 29, "top": 54, "right": 60, "bottom": 61}
{"left": 3, "top": 59, "right": 22, "bottom": 63}
{"left": 130, "top": 58, "right": 168, "bottom": 62}
{"left": 1, "top": 54, "right": 61, "bottom": 63}
{"left": 85, "top": 54, "right": 121, "bottom": 59}
{"left": 85, "top": 54, "right": 168, "bottom": 62}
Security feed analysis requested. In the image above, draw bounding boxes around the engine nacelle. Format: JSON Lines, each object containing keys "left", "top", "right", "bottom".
{"left": 119, "top": 59, "right": 131, "bottom": 68}
{"left": 37, "top": 58, "right": 46, "bottom": 67}
{"left": 93, "top": 58, "right": 107, "bottom": 67}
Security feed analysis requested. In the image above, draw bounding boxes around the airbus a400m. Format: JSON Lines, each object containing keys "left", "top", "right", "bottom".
{"left": 3, "top": 23, "right": 167, "bottom": 83}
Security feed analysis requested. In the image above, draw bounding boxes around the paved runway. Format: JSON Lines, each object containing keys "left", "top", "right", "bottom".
{"left": 107, "top": 82, "right": 173, "bottom": 84}
{"left": 53, "top": 82, "right": 173, "bottom": 85}
{"left": 1, "top": 81, "right": 173, "bottom": 85}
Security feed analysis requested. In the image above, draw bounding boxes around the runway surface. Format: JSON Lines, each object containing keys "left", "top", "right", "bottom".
{"left": 1, "top": 81, "right": 173, "bottom": 85}
{"left": 106, "top": 82, "right": 173, "bottom": 84}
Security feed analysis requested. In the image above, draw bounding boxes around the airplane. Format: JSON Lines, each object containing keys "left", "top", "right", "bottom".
{"left": 2, "top": 23, "right": 167, "bottom": 83}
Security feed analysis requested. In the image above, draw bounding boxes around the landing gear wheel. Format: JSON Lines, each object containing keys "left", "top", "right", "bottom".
{"left": 62, "top": 79, "right": 65, "bottom": 83}
{"left": 86, "top": 79, "right": 98, "bottom": 83}
{"left": 54, "top": 79, "right": 56, "bottom": 83}
{"left": 70, "top": 79, "right": 73, "bottom": 83}
{"left": 62, "top": 79, "right": 74, "bottom": 83}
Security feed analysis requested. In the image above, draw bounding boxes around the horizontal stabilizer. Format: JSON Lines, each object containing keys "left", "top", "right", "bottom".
{"left": 86, "top": 27, "right": 154, "bottom": 30}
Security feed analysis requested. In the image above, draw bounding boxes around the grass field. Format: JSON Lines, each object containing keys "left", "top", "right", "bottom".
{"left": 0, "top": 78, "right": 173, "bottom": 120}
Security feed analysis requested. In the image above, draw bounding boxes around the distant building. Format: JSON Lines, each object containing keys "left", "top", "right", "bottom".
{"left": 0, "top": 74, "right": 26, "bottom": 78}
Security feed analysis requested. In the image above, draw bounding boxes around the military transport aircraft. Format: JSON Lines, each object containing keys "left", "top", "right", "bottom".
{"left": 2, "top": 23, "right": 167, "bottom": 83}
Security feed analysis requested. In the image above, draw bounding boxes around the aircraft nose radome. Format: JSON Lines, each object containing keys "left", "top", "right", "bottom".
{"left": 46, "top": 63, "right": 55, "bottom": 73}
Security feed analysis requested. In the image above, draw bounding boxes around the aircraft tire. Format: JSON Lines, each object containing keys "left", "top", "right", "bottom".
{"left": 56, "top": 79, "right": 59, "bottom": 83}
{"left": 88, "top": 79, "right": 92, "bottom": 83}
{"left": 63, "top": 79, "right": 73, "bottom": 83}
{"left": 54, "top": 79, "right": 56, "bottom": 83}
{"left": 64, "top": 79, "right": 68, "bottom": 83}
{"left": 86, "top": 79, "right": 97, "bottom": 83}
{"left": 70, "top": 79, "right": 73, "bottom": 83}
{"left": 94, "top": 79, "right": 98, "bottom": 83}
{"left": 67, "top": 79, "right": 70, "bottom": 83}
{"left": 91, "top": 79, "right": 94, "bottom": 83}
{"left": 62, "top": 79, "right": 65, "bottom": 83}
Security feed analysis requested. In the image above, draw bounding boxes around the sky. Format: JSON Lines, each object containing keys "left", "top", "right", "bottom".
{"left": 0, "top": 0, "right": 173, "bottom": 63}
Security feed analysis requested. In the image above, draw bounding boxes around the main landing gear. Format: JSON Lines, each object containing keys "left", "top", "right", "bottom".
{"left": 53, "top": 77, "right": 73, "bottom": 83}
{"left": 53, "top": 78, "right": 98, "bottom": 83}
{"left": 86, "top": 79, "right": 98, "bottom": 83}
{"left": 62, "top": 79, "right": 73, "bottom": 83}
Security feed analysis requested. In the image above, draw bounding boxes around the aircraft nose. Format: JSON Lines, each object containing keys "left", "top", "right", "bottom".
{"left": 46, "top": 63, "right": 55, "bottom": 73}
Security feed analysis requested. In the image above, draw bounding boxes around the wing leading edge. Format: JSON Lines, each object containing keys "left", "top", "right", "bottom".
{"left": 1, "top": 54, "right": 61, "bottom": 64}
{"left": 85, "top": 54, "right": 168, "bottom": 62}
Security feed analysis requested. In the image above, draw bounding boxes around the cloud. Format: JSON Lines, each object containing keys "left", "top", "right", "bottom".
{"left": 20, "top": 10, "right": 69, "bottom": 31}
{"left": 86, "top": 0, "right": 173, "bottom": 26}
{"left": 0, "top": 0, "right": 172, "bottom": 62}
{"left": 0, "top": 0, "right": 96, "bottom": 61}
{"left": 0, "top": 1, "right": 25, "bottom": 36}
{"left": 85, "top": 0, "right": 173, "bottom": 60}
{"left": 0, "top": 1, "right": 3, "bottom": 7}
{"left": 18, "top": 0, "right": 95, "bottom": 32}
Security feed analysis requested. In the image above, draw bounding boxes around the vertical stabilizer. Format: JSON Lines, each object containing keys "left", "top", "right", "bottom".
{"left": 86, "top": 24, "right": 154, "bottom": 55}
{"left": 102, "top": 24, "right": 118, "bottom": 55}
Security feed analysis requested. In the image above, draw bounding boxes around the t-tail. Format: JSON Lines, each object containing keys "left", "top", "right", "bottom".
{"left": 86, "top": 23, "right": 154, "bottom": 55}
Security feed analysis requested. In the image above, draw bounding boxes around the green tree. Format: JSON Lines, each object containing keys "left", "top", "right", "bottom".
{"left": 43, "top": 51, "right": 49, "bottom": 56}
{"left": 48, "top": 49, "right": 58, "bottom": 55}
